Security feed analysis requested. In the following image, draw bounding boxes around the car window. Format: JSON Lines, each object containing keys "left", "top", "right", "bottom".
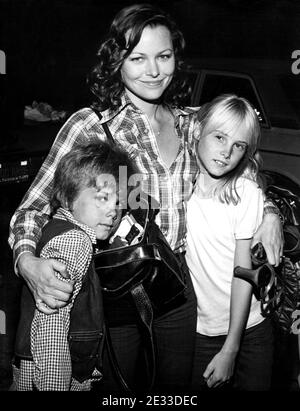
{"left": 277, "top": 75, "right": 300, "bottom": 129}
{"left": 184, "top": 70, "right": 199, "bottom": 105}
{"left": 198, "top": 72, "right": 268, "bottom": 126}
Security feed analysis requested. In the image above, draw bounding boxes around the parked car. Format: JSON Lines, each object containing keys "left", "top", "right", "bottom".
{"left": 185, "top": 57, "right": 300, "bottom": 196}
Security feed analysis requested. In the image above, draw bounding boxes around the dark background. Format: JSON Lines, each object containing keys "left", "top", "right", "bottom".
{"left": 0, "top": 0, "right": 300, "bottom": 391}
{"left": 1, "top": 0, "right": 300, "bottom": 131}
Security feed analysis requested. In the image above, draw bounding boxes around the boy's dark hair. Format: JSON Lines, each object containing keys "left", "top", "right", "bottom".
{"left": 50, "top": 141, "right": 138, "bottom": 212}
{"left": 88, "top": 3, "right": 191, "bottom": 110}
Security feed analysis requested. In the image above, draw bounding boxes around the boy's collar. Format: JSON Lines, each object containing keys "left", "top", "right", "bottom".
{"left": 54, "top": 208, "right": 97, "bottom": 244}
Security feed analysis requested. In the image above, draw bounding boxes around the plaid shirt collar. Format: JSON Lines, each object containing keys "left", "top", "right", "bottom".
{"left": 99, "top": 92, "right": 195, "bottom": 124}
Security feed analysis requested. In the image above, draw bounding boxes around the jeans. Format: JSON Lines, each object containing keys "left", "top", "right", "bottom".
{"left": 191, "top": 318, "right": 274, "bottom": 391}
{"left": 98, "top": 258, "right": 197, "bottom": 393}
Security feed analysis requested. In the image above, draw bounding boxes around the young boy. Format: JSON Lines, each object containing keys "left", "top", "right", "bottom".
{"left": 14, "top": 141, "right": 137, "bottom": 391}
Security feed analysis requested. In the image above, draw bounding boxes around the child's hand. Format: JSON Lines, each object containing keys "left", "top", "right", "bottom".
{"left": 203, "top": 350, "right": 236, "bottom": 388}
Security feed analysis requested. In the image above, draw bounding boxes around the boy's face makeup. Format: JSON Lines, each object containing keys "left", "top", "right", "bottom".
{"left": 197, "top": 122, "right": 250, "bottom": 181}
{"left": 121, "top": 25, "right": 175, "bottom": 105}
{"left": 71, "top": 175, "right": 119, "bottom": 240}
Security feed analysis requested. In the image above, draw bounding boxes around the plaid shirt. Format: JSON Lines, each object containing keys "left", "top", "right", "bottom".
{"left": 16, "top": 208, "right": 101, "bottom": 391}
{"left": 9, "top": 93, "right": 200, "bottom": 266}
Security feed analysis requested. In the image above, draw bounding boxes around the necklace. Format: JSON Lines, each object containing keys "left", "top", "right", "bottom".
{"left": 151, "top": 107, "right": 172, "bottom": 137}
{"left": 151, "top": 123, "right": 161, "bottom": 137}
{"left": 150, "top": 107, "right": 162, "bottom": 137}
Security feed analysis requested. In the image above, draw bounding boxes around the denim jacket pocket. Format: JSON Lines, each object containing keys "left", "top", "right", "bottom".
{"left": 68, "top": 329, "right": 104, "bottom": 382}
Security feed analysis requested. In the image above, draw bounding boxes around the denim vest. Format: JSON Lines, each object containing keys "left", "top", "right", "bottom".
{"left": 14, "top": 219, "right": 105, "bottom": 383}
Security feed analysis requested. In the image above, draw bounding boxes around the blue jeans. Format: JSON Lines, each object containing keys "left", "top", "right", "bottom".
{"left": 191, "top": 318, "right": 274, "bottom": 391}
{"left": 98, "top": 266, "right": 197, "bottom": 393}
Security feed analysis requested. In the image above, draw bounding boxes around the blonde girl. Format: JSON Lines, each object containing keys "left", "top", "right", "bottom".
{"left": 186, "top": 94, "right": 274, "bottom": 391}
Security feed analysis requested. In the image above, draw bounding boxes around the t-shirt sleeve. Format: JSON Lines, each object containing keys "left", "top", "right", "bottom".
{"left": 234, "top": 179, "right": 264, "bottom": 240}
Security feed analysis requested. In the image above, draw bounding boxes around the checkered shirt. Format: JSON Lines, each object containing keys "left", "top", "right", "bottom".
{"left": 16, "top": 208, "right": 101, "bottom": 391}
{"left": 9, "top": 93, "right": 201, "bottom": 269}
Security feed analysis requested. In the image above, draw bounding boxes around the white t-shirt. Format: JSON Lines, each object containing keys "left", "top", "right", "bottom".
{"left": 186, "top": 175, "right": 265, "bottom": 336}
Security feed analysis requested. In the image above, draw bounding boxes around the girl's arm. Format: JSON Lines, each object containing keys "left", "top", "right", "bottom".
{"left": 251, "top": 211, "right": 283, "bottom": 267}
{"left": 203, "top": 238, "right": 253, "bottom": 388}
{"left": 253, "top": 171, "right": 283, "bottom": 266}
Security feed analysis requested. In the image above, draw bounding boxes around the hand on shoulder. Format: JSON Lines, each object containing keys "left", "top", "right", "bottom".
{"left": 18, "top": 253, "right": 74, "bottom": 313}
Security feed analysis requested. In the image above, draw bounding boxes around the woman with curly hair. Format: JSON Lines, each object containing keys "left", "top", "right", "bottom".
{"left": 9, "top": 3, "right": 282, "bottom": 392}
{"left": 10, "top": 3, "right": 199, "bottom": 393}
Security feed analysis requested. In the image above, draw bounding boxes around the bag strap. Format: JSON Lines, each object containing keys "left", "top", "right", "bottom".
{"left": 104, "top": 326, "right": 133, "bottom": 392}
{"left": 92, "top": 106, "right": 156, "bottom": 393}
{"left": 105, "top": 282, "right": 156, "bottom": 393}
{"left": 92, "top": 108, "right": 116, "bottom": 146}
{"left": 130, "top": 283, "right": 155, "bottom": 389}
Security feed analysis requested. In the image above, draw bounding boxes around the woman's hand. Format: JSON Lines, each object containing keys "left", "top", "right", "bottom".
{"left": 251, "top": 213, "right": 284, "bottom": 266}
{"left": 203, "top": 350, "right": 236, "bottom": 388}
{"left": 17, "top": 253, "right": 74, "bottom": 314}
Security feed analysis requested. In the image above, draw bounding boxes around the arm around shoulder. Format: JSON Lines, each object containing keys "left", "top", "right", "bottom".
{"left": 8, "top": 109, "right": 93, "bottom": 266}
{"left": 17, "top": 252, "right": 72, "bottom": 314}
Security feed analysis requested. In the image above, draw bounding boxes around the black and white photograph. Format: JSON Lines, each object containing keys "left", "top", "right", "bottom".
{"left": 0, "top": 0, "right": 300, "bottom": 403}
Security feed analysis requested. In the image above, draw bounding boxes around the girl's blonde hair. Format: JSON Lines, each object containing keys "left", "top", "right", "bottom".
{"left": 198, "top": 94, "right": 262, "bottom": 205}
